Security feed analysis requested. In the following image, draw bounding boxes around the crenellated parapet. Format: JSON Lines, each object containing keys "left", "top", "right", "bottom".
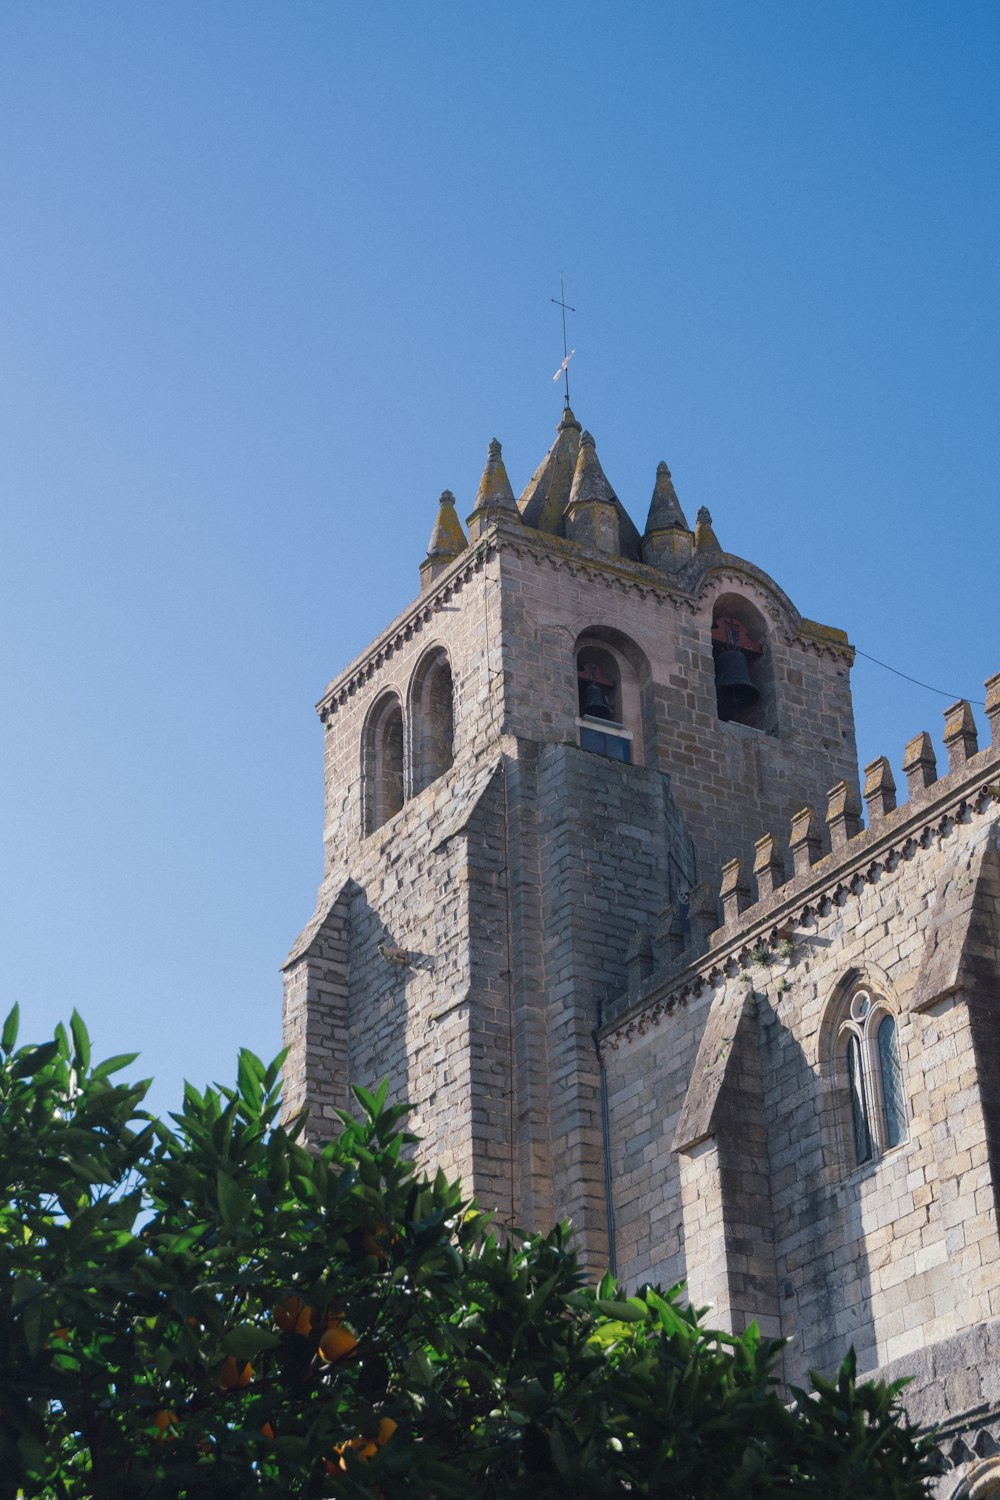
{"left": 603, "top": 672, "right": 1000, "bottom": 1042}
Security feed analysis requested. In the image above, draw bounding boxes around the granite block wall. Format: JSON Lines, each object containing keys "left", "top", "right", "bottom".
{"left": 602, "top": 708, "right": 1000, "bottom": 1421}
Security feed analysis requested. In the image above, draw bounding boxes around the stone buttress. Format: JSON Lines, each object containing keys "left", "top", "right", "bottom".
{"left": 600, "top": 673, "right": 1000, "bottom": 1494}
{"left": 284, "top": 408, "right": 860, "bottom": 1257}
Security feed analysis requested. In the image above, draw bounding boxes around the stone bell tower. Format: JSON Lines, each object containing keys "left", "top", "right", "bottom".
{"left": 282, "top": 404, "right": 858, "bottom": 1252}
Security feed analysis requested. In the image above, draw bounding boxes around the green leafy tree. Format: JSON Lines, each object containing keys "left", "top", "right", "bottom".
{"left": 0, "top": 1009, "right": 937, "bottom": 1497}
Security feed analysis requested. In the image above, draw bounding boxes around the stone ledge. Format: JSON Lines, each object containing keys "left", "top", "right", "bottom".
{"left": 600, "top": 745, "right": 1000, "bottom": 1048}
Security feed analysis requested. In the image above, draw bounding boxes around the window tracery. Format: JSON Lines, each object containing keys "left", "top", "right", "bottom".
{"left": 832, "top": 986, "right": 908, "bottom": 1170}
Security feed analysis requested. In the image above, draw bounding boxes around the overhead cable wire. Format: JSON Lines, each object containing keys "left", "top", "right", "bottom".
{"left": 854, "top": 648, "right": 985, "bottom": 707}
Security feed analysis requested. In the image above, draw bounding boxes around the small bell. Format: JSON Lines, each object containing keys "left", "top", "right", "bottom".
{"left": 582, "top": 679, "right": 614, "bottom": 720}
{"left": 714, "top": 648, "right": 760, "bottom": 714}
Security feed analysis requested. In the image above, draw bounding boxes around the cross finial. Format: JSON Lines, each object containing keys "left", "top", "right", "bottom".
{"left": 551, "top": 274, "right": 576, "bottom": 408}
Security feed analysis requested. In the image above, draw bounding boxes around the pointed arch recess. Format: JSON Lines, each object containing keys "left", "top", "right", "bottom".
{"left": 819, "top": 972, "right": 909, "bottom": 1175}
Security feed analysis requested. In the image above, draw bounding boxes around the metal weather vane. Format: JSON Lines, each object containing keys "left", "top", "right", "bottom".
{"left": 551, "top": 274, "right": 576, "bottom": 407}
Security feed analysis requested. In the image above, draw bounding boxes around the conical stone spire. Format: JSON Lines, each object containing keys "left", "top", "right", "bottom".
{"left": 562, "top": 429, "right": 642, "bottom": 560}
{"left": 695, "top": 505, "right": 721, "bottom": 553}
{"left": 642, "top": 460, "right": 694, "bottom": 572}
{"left": 467, "top": 438, "right": 519, "bottom": 542}
{"left": 419, "top": 489, "right": 467, "bottom": 592}
{"left": 645, "top": 462, "right": 689, "bottom": 533}
{"left": 564, "top": 430, "right": 622, "bottom": 556}
{"left": 518, "top": 406, "right": 582, "bottom": 534}
{"left": 567, "top": 431, "right": 616, "bottom": 509}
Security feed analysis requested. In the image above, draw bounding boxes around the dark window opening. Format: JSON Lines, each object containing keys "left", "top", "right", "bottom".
{"left": 363, "top": 695, "right": 405, "bottom": 835}
{"left": 710, "top": 596, "right": 776, "bottom": 733}
{"left": 577, "top": 647, "right": 620, "bottom": 724}
{"left": 580, "top": 726, "right": 632, "bottom": 762}
{"left": 412, "top": 653, "right": 454, "bottom": 794}
{"left": 847, "top": 1032, "right": 873, "bottom": 1166}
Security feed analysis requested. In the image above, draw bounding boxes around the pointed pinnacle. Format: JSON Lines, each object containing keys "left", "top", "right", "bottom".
{"left": 695, "top": 505, "right": 721, "bottom": 552}
{"left": 473, "top": 437, "right": 517, "bottom": 514}
{"left": 425, "top": 489, "right": 467, "bottom": 559}
{"left": 644, "top": 459, "right": 689, "bottom": 534}
{"left": 568, "top": 430, "right": 617, "bottom": 510}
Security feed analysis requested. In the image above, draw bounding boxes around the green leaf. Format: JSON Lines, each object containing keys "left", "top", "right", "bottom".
{"left": 216, "top": 1169, "right": 253, "bottom": 1225}
{"left": 223, "top": 1325, "right": 282, "bottom": 1359}
{"left": 2, "top": 1001, "right": 19, "bottom": 1052}
{"left": 69, "top": 1010, "right": 91, "bottom": 1072}
{"left": 21, "top": 1296, "right": 47, "bottom": 1356}
{"left": 10, "top": 1040, "right": 59, "bottom": 1078}
{"left": 12, "top": 1276, "right": 44, "bottom": 1308}
{"left": 237, "top": 1048, "right": 264, "bottom": 1111}
{"left": 91, "top": 1052, "right": 140, "bottom": 1081}
{"left": 595, "top": 1298, "right": 647, "bottom": 1323}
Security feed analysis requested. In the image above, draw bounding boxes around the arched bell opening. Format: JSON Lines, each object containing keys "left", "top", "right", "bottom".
{"left": 577, "top": 645, "right": 621, "bottom": 724}
{"left": 710, "top": 593, "right": 776, "bottom": 732}
{"left": 409, "top": 646, "right": 455, "bottom": 795}
{"left": 361, "top": 691, "right": 406, "bottom": 835}
{"left": 574, "top": 629, "right": 649, "bottom": 765}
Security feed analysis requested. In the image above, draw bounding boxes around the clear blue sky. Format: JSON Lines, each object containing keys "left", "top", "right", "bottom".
{"left": 1, "top": 2, "right": 997, "bottom": 1117}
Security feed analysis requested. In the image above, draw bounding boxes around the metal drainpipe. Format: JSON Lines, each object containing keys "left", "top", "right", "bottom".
{"left": 592, "top": 1003, "right": 617, "bottom": 1279}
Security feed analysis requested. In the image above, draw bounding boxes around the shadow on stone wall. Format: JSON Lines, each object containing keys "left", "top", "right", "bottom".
{"left": 755, "top": 987, "right": 877, "bottom": 1387}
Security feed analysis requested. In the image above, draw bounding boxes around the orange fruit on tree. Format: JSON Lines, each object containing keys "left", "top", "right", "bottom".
{"left": 318, "top": 1323, "right": 357, "bottom": 1362}
{"left": 375, "top": 1417, "right": 397, "bottom": 1447}
{"left": 274, "top": 1295, "right": 313, "bottom": 1335}
{"left": 327, "top": 1435, "right": 377, "bottom": 1473}
{"left": 152, "top": 1409, "right": 178, "bottom": 1443}
{"left": 219, "top": 1356, "right": 253, "bottom": 1390}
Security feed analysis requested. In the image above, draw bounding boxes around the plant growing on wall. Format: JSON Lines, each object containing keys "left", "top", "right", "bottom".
{"left": 0, "top": 1009, "right": 937, "bottom": 1498}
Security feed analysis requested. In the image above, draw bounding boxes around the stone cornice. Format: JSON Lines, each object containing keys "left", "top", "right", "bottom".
{"left": 492, "top": 522, "right": 851, "bottom": 658}
{"left": 316, "top": 544, "right": 494, "bottom": 721}
{"left": 600, "top": 741, "right": 1000, "bottom": 1049}
{"left": 316, "top": 519, "right": 853, "bottom": 719}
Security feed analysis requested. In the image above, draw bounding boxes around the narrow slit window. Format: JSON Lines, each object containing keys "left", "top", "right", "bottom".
{"left": 847, "top": 1033, "right": 873, "bottom": 1166}
{"left": 877, "top": 1015, "right": 907, "bottom": 1149}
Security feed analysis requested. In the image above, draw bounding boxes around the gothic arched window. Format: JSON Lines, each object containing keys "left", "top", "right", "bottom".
{"left": 362, "top": 691, "right": 405, "bottom": 834}
{"left": 409, "top": 647, "right": 454, "bottom": 794}
{"left": 833, "top": 988, "right": 908, "bottom": 1170}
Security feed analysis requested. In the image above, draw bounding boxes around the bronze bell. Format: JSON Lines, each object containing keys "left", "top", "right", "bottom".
{"left": 714, "top": 647, "right": 760, "bottom": 713}
{"left": 582, "top": 680, "right": 614, "bottom": 720}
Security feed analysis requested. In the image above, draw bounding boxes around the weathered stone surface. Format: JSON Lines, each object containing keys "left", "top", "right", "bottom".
{"left": 287, "top": 412, "right": 1000, "bottom": 1481}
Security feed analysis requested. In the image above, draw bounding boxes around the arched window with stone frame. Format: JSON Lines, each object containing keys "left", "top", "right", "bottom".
{"left": 573, "top": 628, "right": 650, "bottom": 766}
{"left": 408, "top": 646, "right": 454, "bottom": 796}
{"left": 709, "top": 591, "right": 777, "bottom": 733}
{"left": 824, "top": 980, "right": 909, "bottom": 1173}
{"left": 361, "top": 690, "right": 406, "bottom": 835}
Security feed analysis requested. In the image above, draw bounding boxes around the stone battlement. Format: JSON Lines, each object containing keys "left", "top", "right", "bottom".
{"left": 605, "top": 672, "right": 1000, "bottom": 1039}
